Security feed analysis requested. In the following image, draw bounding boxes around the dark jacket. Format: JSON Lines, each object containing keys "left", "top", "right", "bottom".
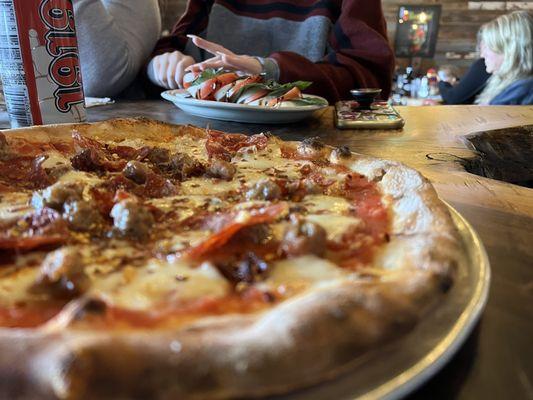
{"left": 438, "top": 58, "right": 491, "bottom": 105}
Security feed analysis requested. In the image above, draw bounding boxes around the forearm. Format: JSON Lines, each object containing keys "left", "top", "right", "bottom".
{"left": 439, "top": 81, "right": 464, "bottom": 104}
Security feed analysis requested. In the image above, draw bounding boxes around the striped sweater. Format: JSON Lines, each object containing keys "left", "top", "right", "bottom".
{"left": 153, "top": 0, "right": 394, "bottom": 102}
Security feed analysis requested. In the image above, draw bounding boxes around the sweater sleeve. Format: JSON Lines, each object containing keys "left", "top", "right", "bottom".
{"left": 74, "top": 0, "right": 162, "bottom": 97}
{"left": 153, "top": 0, "right": 214, "bottom": 56}
{"left": 439, "top": 58, "right": 491, "bottom": 105}
{"left": 270, "top": 0, "right": 394, "bottom": 102}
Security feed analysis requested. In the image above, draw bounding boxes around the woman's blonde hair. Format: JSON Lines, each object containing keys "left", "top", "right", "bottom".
{"left": 476, "top": 11, "right": 533, "bottom": 104}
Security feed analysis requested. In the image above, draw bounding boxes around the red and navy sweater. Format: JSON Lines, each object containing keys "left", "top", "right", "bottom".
{"left": 154, "top": 0, "right": 394, "bottom": 102}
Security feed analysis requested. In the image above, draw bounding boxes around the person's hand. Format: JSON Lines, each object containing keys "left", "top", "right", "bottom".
{"left": 150, "top": 51, "right": 196, "bottom": 89}
{"left": 437, "top": 70, "right": 458, "bottom": 85}
{"left": 185, "top": 35, "right": 262, "bottom": 75}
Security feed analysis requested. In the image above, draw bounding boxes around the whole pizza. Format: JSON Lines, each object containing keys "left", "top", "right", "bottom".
{"left": 0, "top": 118, "right": 462, "bottom": 399}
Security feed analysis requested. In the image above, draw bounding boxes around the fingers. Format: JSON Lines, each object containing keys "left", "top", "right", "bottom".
{"left": 217, "top": 53, "right": 251, "bottom": 71}
{"left": 187, "top": 56, "right": 225, "bottom": 73}
{"left": 187, "top": 34, "right": 234, "bottom": 56}
{"left": 153, "top": 55, "right": 168, "bottom": 88}
{"left": 186, "top": 53, "right": 261, "bottom": 76}
{"left": 152, "top": 51, "right": 197, "bottom": 89}
{"left": 176, "top": 56, "right": 195, "bottom": 88}
{"left": 166, "top": 54, "right": 179, "bottom": 89}
{"left": 216, "top": 53, "right": 262, "bottom": 75}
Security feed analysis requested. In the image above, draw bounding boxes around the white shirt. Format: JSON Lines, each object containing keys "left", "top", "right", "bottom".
{"left": 74, "top": 0, "right": 161, "bottom": 97}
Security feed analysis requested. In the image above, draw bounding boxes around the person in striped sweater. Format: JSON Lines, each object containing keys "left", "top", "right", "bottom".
{"left": 147, "top": 0, "right": 394, "bottom": 102}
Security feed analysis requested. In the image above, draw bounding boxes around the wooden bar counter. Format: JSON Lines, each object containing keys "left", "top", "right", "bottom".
{"left": 1, "top": 103, "right": 532, "bottom": 399}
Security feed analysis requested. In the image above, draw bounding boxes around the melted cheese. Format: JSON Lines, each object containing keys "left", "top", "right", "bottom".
{"left": 114, "top": 138, "right": 151, "bottom": 149}
{"left": 302, "top": 194, "right": 352, "bottom": 214}
{"left": 58, "top": 170, "right": 103, "bottom": 186}
{"left": 0, "top": 267, "right": 40, "bottom": 306}
{"left": 166, "top": 136, "right": 208, "bottom": 162}
{"left": 233, "top": 143, "right": 304, "bottom": 181}
{"left": 264, "top": 255, "right": 346, "bottom": 294}
{"left": 91, "top": 259, "right": 230, "bottom": 310}
{"left": 180, "top": 178, "right": 240, "bottom": 196}
{"left": 147, "top": 194, "right": 227, "bottom": 217}
{"left": 155, "top": 230, "right": 212, "bottom": 253}
{"left": 306, "top": 214, "right": 362, "bottom": 242}
{"left": 300, "top": 195, "right": 360, "bottom": 241}
{"left": 40, "top": 151, "right": 70, "bottom": 170}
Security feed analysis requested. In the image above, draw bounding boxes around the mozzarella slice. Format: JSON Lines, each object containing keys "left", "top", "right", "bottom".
{"left": 265, "top": 255, "right": 346, "bottom": 294}
{"left": 91, "top": 259, "right": 230, "bottom": 311}
{"left": 305, "top": 214, "right": 362, "bottom": 242}
{"left": 302, "top": 194, "right": 352, "bottom": 214}
{"left": 233, "top": 143, "right": 304, "bottom": 181}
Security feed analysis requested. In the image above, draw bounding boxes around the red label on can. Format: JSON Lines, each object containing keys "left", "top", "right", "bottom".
{"left": 12, "top": 0, "right": 85, "bottom": 125}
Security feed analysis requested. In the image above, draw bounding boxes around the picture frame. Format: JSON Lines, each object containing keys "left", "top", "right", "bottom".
{"left": 394, "top": 5, "right": 442, "bottom": 58}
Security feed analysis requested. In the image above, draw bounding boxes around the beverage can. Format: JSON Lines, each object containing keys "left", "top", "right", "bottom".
{"left": 0, "top": 0, "right": 86, "bottom": 128}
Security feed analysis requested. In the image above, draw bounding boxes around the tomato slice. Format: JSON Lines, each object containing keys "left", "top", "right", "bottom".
{"left": 267, "top": 86, "right": 302, "bottom": 106}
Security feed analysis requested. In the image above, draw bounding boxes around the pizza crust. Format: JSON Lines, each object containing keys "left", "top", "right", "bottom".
{"left": 0, "top": 118, "right": 463, "bottom": 399}
{"left": 0, "top": 275, "right": 441, "bottom": 399}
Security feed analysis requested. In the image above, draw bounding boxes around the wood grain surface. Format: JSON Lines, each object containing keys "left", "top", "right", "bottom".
{"left": 1, "top": 102, "right": 532, "bottom": 399}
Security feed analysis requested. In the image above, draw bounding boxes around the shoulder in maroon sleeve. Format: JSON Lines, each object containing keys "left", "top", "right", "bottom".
{"left": 272, "top": 0, "right": 394, "bottom": 102}
{"left": 152, "top": 0, "right": 214, "bottom": 57}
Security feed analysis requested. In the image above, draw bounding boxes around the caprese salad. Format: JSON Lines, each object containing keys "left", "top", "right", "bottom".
{"left": 182, "top": 69, "right": 328, "bottom": 107}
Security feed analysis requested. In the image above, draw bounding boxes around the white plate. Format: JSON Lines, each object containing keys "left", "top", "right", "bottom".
{"left": 161, "top": 89, "right": 328, "bottom": 124}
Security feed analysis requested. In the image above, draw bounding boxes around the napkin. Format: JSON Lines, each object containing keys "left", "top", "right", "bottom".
{"left": 85, "top": 97, "right": 114, "bottom": 108}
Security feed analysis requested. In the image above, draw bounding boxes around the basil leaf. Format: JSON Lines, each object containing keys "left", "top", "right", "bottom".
{"left": 268, "top": 81, "right": 313, "bottom": 98}
{"left": 189, "top": 68, "right": 223, "bottom": 86}
{"left": 287, "top": 97, "right": 328, "bottom": 106}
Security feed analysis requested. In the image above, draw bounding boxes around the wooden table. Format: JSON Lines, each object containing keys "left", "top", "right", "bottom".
{"left": 1, "top": 102, "right": 532, "bottom": 399}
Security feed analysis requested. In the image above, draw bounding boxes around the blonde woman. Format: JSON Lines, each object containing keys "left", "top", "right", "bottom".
{"left": 476, "top": 11, "right": 533, "bottom": 105}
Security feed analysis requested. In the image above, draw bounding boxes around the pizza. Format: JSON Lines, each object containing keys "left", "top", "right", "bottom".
{"left": 0, "top": 118, "right": 462, "bottom": 399}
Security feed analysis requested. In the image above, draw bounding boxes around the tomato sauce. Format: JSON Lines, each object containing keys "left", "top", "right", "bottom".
{"left": 0, "top": 302, "right": 65, "bottom": 328}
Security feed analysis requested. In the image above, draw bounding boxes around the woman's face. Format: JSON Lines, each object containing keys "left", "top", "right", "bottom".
{"left": 480, "top": 40, "right": 504, "bottom": 73}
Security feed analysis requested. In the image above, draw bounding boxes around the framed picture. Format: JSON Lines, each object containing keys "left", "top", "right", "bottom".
{"left": 394, "top": 5, "right": 442, "bottom": 58}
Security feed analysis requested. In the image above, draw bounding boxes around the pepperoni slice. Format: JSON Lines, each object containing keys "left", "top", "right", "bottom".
{"left": 205, "top": 131, "right": 269, "bottom": 160}
{"left": 183, "top": 202, "right": 289, "bottom": 259}
{"left": 0, "top": 208, "right": 69, "bottom": 252}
